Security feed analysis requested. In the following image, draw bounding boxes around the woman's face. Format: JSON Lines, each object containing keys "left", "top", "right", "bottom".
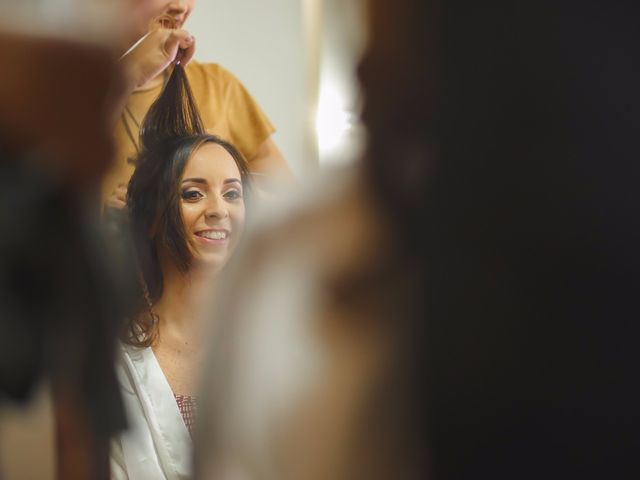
{"left": 179, "top": 142, "right": 246, "bottom": 273}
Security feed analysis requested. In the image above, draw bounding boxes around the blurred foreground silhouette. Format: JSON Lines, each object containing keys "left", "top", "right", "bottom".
{"left": 0, "top": 30, "right": 135, "bottom": 479}
{"left": 195, "top": 0, "right": 640, "bottom": 479}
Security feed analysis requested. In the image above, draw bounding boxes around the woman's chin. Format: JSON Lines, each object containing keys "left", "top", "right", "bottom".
{"left": 191, "top": 255, "right": 229, "bottom": 276}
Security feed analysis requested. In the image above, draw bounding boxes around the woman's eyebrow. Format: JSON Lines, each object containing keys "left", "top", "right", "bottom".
{"left": 182, "top": 177, "right": 207, "bottom": 184}
{"left": 182, "top": 178, "right": 242, "bottom": 185}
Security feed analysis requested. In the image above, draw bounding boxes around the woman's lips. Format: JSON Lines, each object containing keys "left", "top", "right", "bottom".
{"left": 194, "top": 229, "right": 229, "bottom": 246}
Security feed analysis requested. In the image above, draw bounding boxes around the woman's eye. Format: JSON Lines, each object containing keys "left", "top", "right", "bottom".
{"left": 181, "top": 189, "right": 203, "bottom": 201}
{"left": 224, "top": 189, "right": 243, "bottom": 200}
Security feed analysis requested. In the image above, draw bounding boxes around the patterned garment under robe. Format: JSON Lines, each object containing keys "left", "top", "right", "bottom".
{"left": 174, "top": 394, "right": 197, "bottom": 437}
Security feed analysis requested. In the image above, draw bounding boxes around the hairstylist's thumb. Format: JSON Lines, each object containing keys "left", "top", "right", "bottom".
{"left": 164, "top": 30, "right": 196, "bottom": 66}
{"left": 119, "top": 28, "right": 196, "bottom": 91}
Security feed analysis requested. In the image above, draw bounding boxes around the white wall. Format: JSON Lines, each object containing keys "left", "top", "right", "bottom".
{"left": 186, "top": 0, "right": 313, "bottom": 179}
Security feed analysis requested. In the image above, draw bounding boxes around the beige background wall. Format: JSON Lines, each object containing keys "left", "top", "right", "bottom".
{"left": 187, "top": 0, "right": 315, "bottom": 179}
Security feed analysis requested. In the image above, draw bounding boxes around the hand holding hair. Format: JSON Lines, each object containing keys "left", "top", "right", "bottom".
{"left": 120, "top": 27, "right": 196, "bottom": 91}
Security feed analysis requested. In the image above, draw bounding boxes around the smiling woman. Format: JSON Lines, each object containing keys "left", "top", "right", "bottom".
{"left": 125, "top": 64, "right": 250, "bottom": 347}
{"left": 180, "top": 143, "right": 246, "bottom": 270}
{"left": 110, "top": 62, "right": 250, "bottom": 479}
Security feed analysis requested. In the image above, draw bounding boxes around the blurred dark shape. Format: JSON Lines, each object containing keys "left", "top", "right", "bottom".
{"left": 0, "top": 159, "right": 136, "bottom": 479}
{"left": 0, "top": 32, "right": 136, "bottom": 479}
{"left": 361, "top": 0, "right": 640, "bottom": 478}
{"left": 197, "top": 0, "right": 640, "bottom": 479}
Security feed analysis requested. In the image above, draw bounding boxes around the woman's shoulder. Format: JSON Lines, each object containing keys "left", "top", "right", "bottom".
{"left": 116, "top": 340, "right": 151, "bottom": 364}
{"left": 185, "top": 60, "right": 242, "bottom": 87}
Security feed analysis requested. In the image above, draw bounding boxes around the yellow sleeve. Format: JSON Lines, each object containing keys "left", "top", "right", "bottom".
{"left": 212, "top": 65, "right": 275, "bottom": 161}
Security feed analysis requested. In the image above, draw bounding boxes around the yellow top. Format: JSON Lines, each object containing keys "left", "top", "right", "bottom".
{"left": 103, "top": 61, "right": 275, "bottom": 197}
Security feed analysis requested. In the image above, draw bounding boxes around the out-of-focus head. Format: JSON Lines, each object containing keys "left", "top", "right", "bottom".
{"left": 360, "top": 0, "right": 437, "bottom": 139}
{"left": 358, "top": 0, "right": 439, "bottom": 239}
{"left": 361, "top": 1, "right": 640, "bottom": 478}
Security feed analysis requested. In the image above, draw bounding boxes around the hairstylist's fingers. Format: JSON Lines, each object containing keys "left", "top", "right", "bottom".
{"left": 120, "top": 28, "right": 194, "bottom": 90}
{"left": 178, "top": 37, "right": 196, "bottom": 65}
{"left": 163, "top": 30, "right": 195, "bottom": 63}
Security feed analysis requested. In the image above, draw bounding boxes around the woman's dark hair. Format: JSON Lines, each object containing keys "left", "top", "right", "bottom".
{"left": 125, "top": 64, "right": 250, "bottom": 347}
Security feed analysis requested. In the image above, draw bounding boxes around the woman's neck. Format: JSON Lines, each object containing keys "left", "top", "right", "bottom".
{"left": 151, "top": 261, "right": 219, "bottom": 396}
{"left": 153, "top": 262, "right": 216, "bottom": 345}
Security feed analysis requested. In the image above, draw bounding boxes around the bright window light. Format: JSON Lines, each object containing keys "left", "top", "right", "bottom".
{"left": 315, "top": 82, "right": 352, "bottom": 158}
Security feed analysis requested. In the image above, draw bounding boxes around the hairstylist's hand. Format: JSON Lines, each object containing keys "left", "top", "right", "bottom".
{"left": 120, "top": 28, "right": 195, "bottom": 90}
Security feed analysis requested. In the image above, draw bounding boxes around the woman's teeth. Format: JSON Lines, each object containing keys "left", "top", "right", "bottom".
{"left": 197, "top": 231, "right": 227, "bottom": 240}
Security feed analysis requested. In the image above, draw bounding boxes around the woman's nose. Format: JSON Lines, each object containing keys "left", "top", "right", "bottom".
{"left": 167, "top": 1, "right": 188, "bottom": 14}
{"left": 205, "top": 196, "right": 228, "bottom": 219}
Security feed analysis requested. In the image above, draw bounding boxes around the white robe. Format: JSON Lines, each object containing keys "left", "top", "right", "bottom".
{"left": 111, "top": 343, "right": 192, "bottom": 480}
